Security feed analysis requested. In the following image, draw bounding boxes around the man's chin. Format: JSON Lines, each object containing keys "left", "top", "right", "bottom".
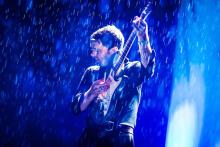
{"left": 96, "top": 60, "right": 108, "bottom": 67}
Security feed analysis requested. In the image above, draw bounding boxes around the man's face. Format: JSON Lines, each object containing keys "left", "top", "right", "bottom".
{"left": 90, "top": 40, "right": 110, "bottom": 66}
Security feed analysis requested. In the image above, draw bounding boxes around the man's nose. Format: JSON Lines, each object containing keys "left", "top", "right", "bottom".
{"left": 90, "top": 50, "right": 97, "bottom": 58}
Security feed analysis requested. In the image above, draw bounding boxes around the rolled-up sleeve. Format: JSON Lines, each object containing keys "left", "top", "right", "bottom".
{"left": 123, "top": 49, "right": 156, "bottom": 85}
{"left": 71, "top": 68, "right": 91, "bottom": 115}
{"left": 140, "top": 49, "right": 156, "bottom": 79}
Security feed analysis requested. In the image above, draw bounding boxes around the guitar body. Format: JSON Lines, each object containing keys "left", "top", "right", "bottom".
{"left": 97, "top": 70, "right": 122, "bottom": 115}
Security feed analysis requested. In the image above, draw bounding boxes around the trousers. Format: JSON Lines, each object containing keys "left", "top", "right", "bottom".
{"left": 78, "top": 124, "right": 134, "bottom": 147}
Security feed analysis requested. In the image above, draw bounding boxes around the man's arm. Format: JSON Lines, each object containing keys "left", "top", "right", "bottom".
{"left": 138, "top": 33, "right": 152, "bottom": 68}
{"left": 79, "top": 79, "right": 110, "bottom": 111}
{"left": 133, "top": 16, "right": 153, "bottom": 68}
{"left": 122, "top": 16, "right": 155, "bottom": 85}
{"left": 71, "top": 68, "right": 110, "bottom": 114}
{"left": 71, "top": 68, "right": 91, "bottom": 115}
{"left": 137, "top": 29, "right": 156, "bottom": 79}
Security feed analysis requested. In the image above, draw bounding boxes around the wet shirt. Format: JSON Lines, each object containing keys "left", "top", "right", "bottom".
{"left": 71, "top": 51, "right": 155, "bottom": 128}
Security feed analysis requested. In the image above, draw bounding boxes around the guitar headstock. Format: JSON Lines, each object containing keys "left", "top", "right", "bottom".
{"left": 140, "top": 2, "right": 152, "bottom": 21}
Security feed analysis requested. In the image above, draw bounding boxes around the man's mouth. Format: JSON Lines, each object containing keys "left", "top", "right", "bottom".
{"left": 95, "top": 58, "right": 100, "bottom": 62}
{"left": 94, "top": 58, "right": 101, "bottom": 64}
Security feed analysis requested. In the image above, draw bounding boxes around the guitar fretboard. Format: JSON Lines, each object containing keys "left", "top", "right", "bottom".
{"left": 112, "top": 30, "right": 137, "bottom": 73}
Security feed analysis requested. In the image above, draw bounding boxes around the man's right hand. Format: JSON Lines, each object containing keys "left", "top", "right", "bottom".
{"left": 84, "top": 79, "right": 110, "bottom": 100}
{"left": 80, "top": 79, "right": 110, "bottom": 111}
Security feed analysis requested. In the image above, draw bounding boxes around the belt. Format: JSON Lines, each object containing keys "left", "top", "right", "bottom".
{"left": 118, "top": 124, "right": 134, "bottom": 134}
{"left": 102, "top": 121, "right": 134, "bottom": 134}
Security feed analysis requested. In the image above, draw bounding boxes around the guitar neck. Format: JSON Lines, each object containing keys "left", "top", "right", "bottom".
{"left": 112, "top": 29, "right": 137, "bottom": 73}
{"left": 111, "top": 4, "right": 151, "bottom": 76}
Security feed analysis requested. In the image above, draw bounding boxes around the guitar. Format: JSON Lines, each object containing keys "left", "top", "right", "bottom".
{"left": 97, "top": 4, "right": 152, "bottom": 116}
{"left": 112, "top": 4, "right": 152, "bottom": 78}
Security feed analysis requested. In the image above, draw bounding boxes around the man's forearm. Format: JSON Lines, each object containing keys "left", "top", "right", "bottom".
{"left": 133, "top": 15, "right": 152, "bottom": 68}
{"left": 138, "top": 36, "right": 152, "bottom": 68}
{"left": 80, "top": 90, "right": 94, "bottom": 111}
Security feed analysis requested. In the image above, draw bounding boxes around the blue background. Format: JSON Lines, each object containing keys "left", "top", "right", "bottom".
{"left": 0, "top": 0, "right": 219, "bottom": 147}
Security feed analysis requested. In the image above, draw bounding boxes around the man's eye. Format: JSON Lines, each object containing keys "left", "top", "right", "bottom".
{"left": 90, "top": 49, "right": 96, "bottom": 53}
{"left": 91, "top": 48, "right": 100, "bottom": 54}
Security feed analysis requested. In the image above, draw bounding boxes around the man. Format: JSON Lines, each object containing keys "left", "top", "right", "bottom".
{"left": 71, "top": 16, "right": 155, "bottom": 147}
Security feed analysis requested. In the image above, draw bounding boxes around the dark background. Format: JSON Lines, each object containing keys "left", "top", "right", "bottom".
{"left": 0, "top": 0, "right": 180, "bottom": 146}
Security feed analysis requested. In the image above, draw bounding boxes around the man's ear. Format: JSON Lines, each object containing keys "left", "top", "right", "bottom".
{"left": 108, "top": 46, "right": 118, "bottom": 55}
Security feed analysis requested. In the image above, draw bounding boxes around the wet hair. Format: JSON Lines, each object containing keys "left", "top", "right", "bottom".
{"left": 90, "top": 25, "right": 124, "bottom": 50}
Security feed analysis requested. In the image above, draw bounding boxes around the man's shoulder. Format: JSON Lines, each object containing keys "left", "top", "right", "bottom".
{"left": 124, "top": 61, "right": 141, "bottom": 70}
{"left": 86, "top": 65, "right": 100, "bottom": 72}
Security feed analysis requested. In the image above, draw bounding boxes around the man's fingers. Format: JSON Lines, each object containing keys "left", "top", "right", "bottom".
{"left": 90, "top": 78, "right": 111, "bottom": 97}
{"left": 93, "top": 79, "right": 104, "bottom": 84}
{"left": 91, "top": 79, "right": 105, "bottom": 88}
{"left": 93, "top": 84, "right": 110, "bottom": 94}
{"left": 95, "top": 84, "right": 110, "bottom": 91}
{"left": 133, "top": 16, "right": 148, "bottom": 30}
{"left": 133, "top": 16, "right": 141, "bottom": 23}
{"left": 133, "top": 20, "right": 147, "bottom": 29}
{"left": 105, "top": 77, "right": 113, "bottom": 84}
{"left": 133, "top": 23, "right": 140, "bottom": 31}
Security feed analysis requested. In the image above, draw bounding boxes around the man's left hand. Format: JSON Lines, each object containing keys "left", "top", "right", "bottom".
{"left": 132, "top": 16, "right": 149, "bottom": 41}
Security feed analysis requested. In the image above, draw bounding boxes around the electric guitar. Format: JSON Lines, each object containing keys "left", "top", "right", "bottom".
{"left": 98, "top": 4, "right": 152, "bottom": 116}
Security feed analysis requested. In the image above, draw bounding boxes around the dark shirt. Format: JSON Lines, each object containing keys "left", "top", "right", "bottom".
{"left": 71, "top": 50, "right": 156, "bottom": 128}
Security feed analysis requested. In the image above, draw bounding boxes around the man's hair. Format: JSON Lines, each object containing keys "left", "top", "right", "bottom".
{"left": 90, "top": 25, "right": 124, "bottom": 50}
